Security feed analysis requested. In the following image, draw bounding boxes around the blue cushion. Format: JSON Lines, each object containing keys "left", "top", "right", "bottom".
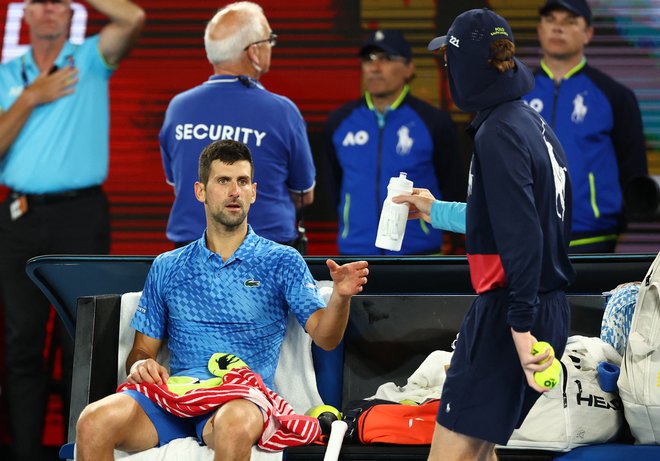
{"left": 554, "top": 443, "right": 660, "bottom": 460}
{"left": 312, "top": 341, "right": 344, "bottom": 409}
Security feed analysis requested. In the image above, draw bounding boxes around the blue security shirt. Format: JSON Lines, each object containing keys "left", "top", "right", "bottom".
{"left": 159, "top": 75, "right": 316, "bottom": 244}
{"left": 131, "top": 226, "right": 325, "bottom": 388}
{"left": 0, "top": 35, "right": 114, "bottom": 193}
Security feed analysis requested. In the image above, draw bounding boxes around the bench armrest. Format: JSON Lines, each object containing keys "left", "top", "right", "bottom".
{"left": 68, "top": 295, "right": 121, "bottom": 441}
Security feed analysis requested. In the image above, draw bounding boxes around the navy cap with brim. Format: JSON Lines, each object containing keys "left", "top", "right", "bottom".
{"left": 427, "top": 9, "right": 515, "bottom": 57}
{"left": 539, "top": 0, "right": 592, "bottom": 25}
{"left": 359, "top": 29, "right": 412, "bottom": 61}
{"left": 427, "top": 35, "right": 448, "bottom": 51}
{"left": 359, "top": 43, "right": 401, "bottom": 57}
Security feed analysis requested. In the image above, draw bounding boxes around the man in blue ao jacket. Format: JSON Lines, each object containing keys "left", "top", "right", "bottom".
{"left": 524, "top": 0, "right": 648, "bottom": 253}
{"left": 323, "top": 29, "right": 464, "bottom": 255}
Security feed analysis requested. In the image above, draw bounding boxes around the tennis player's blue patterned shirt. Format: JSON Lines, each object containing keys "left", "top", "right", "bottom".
{"left": 131, "top": 226, "right": 326, "bottom": 388}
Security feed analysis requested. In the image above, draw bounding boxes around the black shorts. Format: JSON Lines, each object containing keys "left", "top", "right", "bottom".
{"left": 436, "top": 289, "right": 570, "bottom": 445}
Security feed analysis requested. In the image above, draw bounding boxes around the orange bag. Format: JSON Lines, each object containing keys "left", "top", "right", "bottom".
{"left": 344, "top": 399, "right": 440, "bottom": 445}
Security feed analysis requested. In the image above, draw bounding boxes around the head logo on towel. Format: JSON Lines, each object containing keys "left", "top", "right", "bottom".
{"left": 244, "top": 279, "right": 261, "bottom": 287}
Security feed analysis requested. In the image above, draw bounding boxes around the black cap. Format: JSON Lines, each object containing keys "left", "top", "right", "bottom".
{"left": 359, "top": 29, "right": 412, "bottom": 61}
{"left": 428, "top": 8, "right": 514, "bottom": 56}
{"left": 539, "top": 0, "right": 592, "bottom": 25}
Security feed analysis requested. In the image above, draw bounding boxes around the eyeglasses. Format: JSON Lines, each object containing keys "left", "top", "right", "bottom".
{"left": 361, "top": 52, "right": 408, "bottom": 64}
{"left": 243, "top": 33, "right": 278, "bottom": 51}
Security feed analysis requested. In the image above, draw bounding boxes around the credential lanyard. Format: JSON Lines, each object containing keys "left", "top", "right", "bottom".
{"left": 20, "top": 53, "right": 76, "bottom": 88}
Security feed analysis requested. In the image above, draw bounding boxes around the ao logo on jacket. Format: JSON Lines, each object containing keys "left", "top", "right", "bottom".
{"left": 341, "top": 126, "right": 415, "bottom": 155}
{"left": 528, "top": 98, "right": 544, "bottom": 113}
{"left": 342, "top": 130, "right": 369, "bottom": 146}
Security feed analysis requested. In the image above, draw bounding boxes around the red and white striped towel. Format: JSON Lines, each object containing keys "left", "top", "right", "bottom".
{"left": 117, "top": 367, "right": 321, "bottom": 451}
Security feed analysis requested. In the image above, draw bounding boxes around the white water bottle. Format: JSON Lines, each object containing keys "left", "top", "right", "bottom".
{"left": 375, "top": 172, "right": 413, "bottom": 252}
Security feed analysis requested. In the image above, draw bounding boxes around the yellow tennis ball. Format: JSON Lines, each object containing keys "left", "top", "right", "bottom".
{"left": 305, "top": 405, "right": 342, "bottom": 436}
{"left": 305, "top": 404, "right": 342, "bottom": 420}
{"left": 532, "top": 341, "right": 559, "bottom": 390}
{"left": 207, "top": 353, "right": 248, "bottom": 377}
{"left": 534, "top": 358, "right": 561, "bottom": 390}
{"left": 531, "top": 341, "right": 555, "bottom": 364}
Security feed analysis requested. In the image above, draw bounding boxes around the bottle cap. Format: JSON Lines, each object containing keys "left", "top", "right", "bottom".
{"left": 389, "top": 172, "right": 413, "bottom": 194}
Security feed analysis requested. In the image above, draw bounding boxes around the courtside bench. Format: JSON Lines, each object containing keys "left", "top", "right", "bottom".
{"left": 26, "top": 254, "right": 660, "bottom": 460}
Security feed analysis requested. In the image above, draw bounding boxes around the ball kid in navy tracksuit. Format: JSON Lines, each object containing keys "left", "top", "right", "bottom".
{"left": 422, "top": 8, "right": 577, "bottom": 452}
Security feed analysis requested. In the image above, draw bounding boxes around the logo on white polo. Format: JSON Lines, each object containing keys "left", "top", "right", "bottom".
{"left": 342, "top": 130, "right": 369, "bottom": 146}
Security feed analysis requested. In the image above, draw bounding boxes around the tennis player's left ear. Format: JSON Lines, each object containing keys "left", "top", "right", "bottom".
{"left": 250, "top": 182, "right": 257, "bottom": 204}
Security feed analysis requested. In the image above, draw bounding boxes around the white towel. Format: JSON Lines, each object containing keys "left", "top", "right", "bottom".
{"left": 373, "top": 350, "right": 452, "bottom": 403}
